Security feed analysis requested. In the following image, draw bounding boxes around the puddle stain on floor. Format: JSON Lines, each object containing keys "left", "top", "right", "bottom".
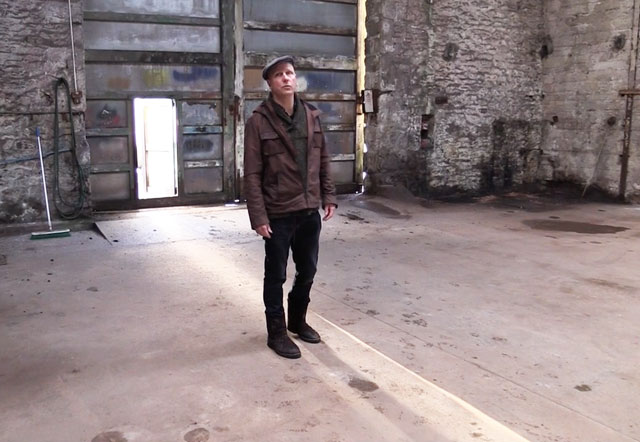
{"left": 523, "top": 220, "right": 629, "bottom": 234}
{"left": 91, "top": 432, "right": 127, "bottom": 442}
{"left": 184, "top": 427, "right": 210, "bottom": 442}
{"left": 351, "top": 200, "right": 410, "bottom": 219}
{"left": 348, "top": 376, "right": 379, "bottom": 393}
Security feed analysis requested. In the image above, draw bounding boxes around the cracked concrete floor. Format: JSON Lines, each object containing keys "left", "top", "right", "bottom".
{"left": 0, "top": 193, "right": 639, "bottom": 442}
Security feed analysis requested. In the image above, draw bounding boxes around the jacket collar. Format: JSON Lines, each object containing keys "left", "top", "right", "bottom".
{"left": 255, "top": 96, "right": 321, "bottom": 158}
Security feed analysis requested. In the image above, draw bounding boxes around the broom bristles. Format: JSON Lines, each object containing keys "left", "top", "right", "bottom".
{"left": 30, "top": 229, "right": 71, "bottom": 239}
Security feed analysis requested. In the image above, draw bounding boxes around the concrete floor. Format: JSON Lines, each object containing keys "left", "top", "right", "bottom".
{"left": 1, "top": 192, "right": 639, "bottom": 442}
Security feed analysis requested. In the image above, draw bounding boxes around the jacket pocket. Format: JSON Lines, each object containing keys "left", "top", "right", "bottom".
{"left": 311, "top": 121, "right": 324, "bottom": 149}
{"left": 260, "top": 131, "right": 285, "bottom": 190}
{"left": 260, "top": 131, "right": 282, "bottom": 150}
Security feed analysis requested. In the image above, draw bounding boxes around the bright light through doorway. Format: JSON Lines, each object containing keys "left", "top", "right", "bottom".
{"left": 133, "top": 98, "right": 178, "bottom": 200}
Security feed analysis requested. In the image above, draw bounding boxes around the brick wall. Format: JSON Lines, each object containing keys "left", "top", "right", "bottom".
{"left": 364, "top": 0, "right": 545, "bottom": 196}
{"left": 540, "top": 0, "right": 638, "bottom": 199}
{"left": 0, "top": 0, "right": 88, "bottom": 224}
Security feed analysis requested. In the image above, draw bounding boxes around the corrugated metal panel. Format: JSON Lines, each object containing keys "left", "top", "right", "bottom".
{"left": 308, "top": 101, "right": 356, "bottom": 125}
{"left": 86, "top": 101, "right": 128, "bottom": 129}
{"left": 182, "top": 134, "right": 223, "bottom": 161}
{"left": 244, "top": 0, "right": 356, "bottom": 30}
{"left": 325, "top": 132, "right": 356, "bottom": 155}
{"left": 244, "top": 69, "right": 355, "bottom": 94}
{"left": 90, "top": 173, "right": 131, "bottom": 202}
{"left": 243, "top": 0, "right": 359, "bottom": 191}
{"left": 84, "top": 0, "right": 233, "bottom": 210}
{"left": 181, "top": 101, "right": 222, "bottom": 126}
{"left": 86, "top": 64, "right": 221, "bottom": 95}
{"left": 84, "top": 0, "right": 219, "bottom": 18}
{"left": 84, "top": 22, "right": 220, "bottom": 53}
{"left": 184, "top": 167, "right": 223, "bottom": 194}
{"left": 245, "top": 30, "right": 355, "bottom": 57}
{"left": 88, "top": 137, "right": 129, "bottom": 164}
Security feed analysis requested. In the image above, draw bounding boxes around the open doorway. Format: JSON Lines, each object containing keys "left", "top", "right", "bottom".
{"left": 133, "top": 98, "right": 178, "bottom": 200}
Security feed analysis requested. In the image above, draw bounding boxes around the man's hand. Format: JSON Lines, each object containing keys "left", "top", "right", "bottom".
{"left": 255, "top": 224, "right": 272, "bottom": 238}
{"left": 323, "top": 204, "right": 336, "bottom": 221}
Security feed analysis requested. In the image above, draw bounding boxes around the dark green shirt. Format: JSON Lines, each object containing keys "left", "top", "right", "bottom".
{"left": 270, "top": 94, "right": 308, "bottom": 191}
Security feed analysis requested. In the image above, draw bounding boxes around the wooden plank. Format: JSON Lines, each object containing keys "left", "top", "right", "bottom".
{"left": 244, "top": 21, "right": 356, "bottom": 37}
{"left": 84, "top": 11, "right": 220, "bottom": 27}
{"left": 244, "top": 53, "right": 356, "bottom": 71}
{"left": 85, "top": 50, "right": 222, "bottom": 65}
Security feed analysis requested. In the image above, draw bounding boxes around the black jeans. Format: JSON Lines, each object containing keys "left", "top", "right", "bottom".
{"left": 263, "top": 210, "right": 322, "bottom": 316}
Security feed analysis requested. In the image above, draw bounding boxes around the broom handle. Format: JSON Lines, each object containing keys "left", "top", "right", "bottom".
{"left": 36, "top": 128, "right": 53, "bottom": 231}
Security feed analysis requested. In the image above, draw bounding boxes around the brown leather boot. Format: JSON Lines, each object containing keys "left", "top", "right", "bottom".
{"left": 287, "top": 299, "right": 321, "bottom": 343}
{"left": 266, "top": 313, "right": 301, "bottom": 359}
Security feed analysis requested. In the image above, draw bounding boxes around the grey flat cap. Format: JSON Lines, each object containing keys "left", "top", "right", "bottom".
{"left": 262, "top": 55, "right": 295, "bottom": 80}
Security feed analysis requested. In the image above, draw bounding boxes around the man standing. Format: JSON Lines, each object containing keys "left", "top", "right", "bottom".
{"left": 244, "top": 55, "right": 337, "bottom": 359}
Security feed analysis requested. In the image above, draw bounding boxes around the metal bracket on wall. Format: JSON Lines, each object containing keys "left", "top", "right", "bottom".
{"left": 619, "top": 89, "right": 640, "bottom": 95}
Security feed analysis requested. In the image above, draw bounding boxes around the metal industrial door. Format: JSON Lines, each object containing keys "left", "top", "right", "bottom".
{"left": 83, "top": 0, "right": 235, "bottom": 210}
{"left": 242, "top": 0, "right": 361, "bottom": 194}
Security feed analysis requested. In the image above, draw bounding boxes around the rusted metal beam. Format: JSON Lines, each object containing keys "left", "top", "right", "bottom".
{"left": 87, "top": 91, "right": 223, "bottom": 101}
{"left": 244, "top": 53, "right": 357, "bottom": 71}
{"left": 85, "top": 50, "right": 221, "bottom": 65}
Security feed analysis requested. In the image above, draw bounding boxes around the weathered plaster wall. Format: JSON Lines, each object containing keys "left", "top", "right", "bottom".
{"left": 540, "top": 0, "right": 638, "bottom": 199}
{"left": 363, "top": 0, "right": 432, "bottom": 194}
{"left": 0, "top": 0, "right": 88, "bottom": 224}
{"left": 364, "top": 0, "right": 544, "bottom": 196}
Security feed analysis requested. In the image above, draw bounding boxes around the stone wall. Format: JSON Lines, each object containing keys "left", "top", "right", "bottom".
{"left": 540, "top": 0, "right": 639, "bottom": 199}
{"left": 364, "top": 0, "right": 545, "bottom": 196}
{"left": 0, "top": 0, "right": 88, "bottom": 225}
{"left": 2, "top": 0, "right": 638, "bottom": 227}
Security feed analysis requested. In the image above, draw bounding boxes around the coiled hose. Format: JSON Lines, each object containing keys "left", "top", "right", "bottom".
{"left": 53, "top": 77, "right": 87, "bottom": 220}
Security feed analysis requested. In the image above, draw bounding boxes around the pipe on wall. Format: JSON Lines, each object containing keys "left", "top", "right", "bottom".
{"left": 620, "top": 0, "right": 640, "bottom": 199}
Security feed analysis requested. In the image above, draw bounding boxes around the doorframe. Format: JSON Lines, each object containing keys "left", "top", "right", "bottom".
{"left": 85, "top": 2, "right": 236, "bottom": 211}
{"left": 222, "top": 0, "right": 238, "bottom": 201}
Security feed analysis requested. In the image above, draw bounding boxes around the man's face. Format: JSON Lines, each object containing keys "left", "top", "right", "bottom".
{"left": 267, "top": 62, "right": 297, "bottom": 99}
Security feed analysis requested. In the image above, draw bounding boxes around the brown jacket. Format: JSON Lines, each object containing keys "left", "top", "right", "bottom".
{"left": 244, "top": 99, "right": 337, "bottom": 229}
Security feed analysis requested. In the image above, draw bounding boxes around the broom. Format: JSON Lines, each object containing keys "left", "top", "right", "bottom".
{"left": 31, "top": 127, "right": 71, "bottom": 239}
